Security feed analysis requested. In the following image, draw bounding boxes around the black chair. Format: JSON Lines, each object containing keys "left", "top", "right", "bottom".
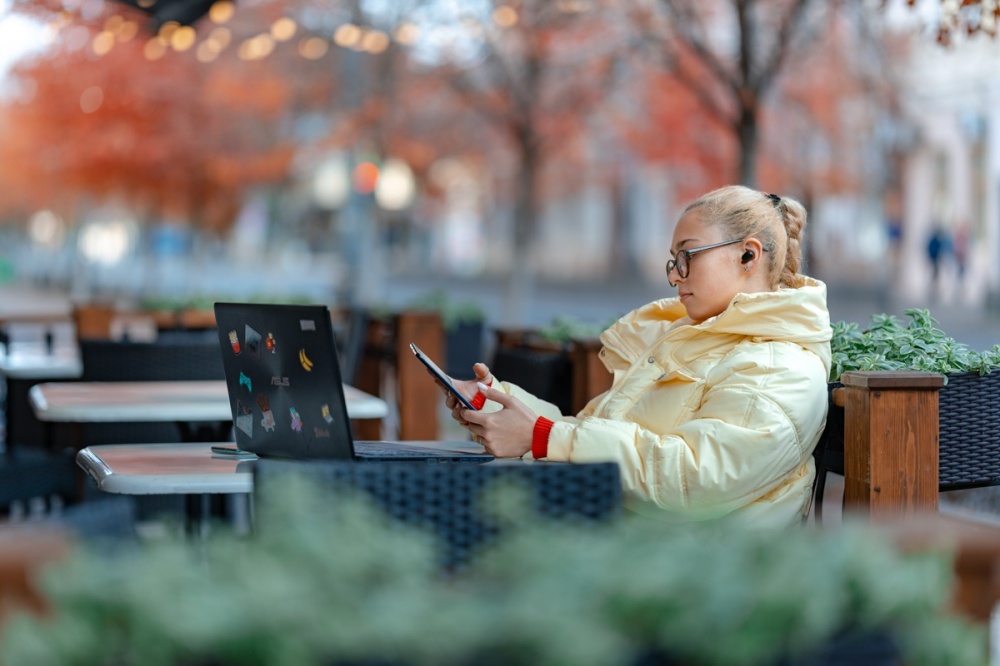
{"left": 77, "top": 337, "right": 225, "bottom": 382}
{"left": 490, "top": 346, "right": 574, "bottom": 415}
{"left": 74, "top": 337, "right": 228, "bottom": 522}
{"left": 810, "top": 384, "right": 844, "bottom": 522}
{"left": 335, "top": 307, "right": 369, "bottom": 387}
{"left": 74, "top": 337, "right": 227, "bottom": 446}
{"left": 0, "top": 448, "right": 78, "bottom": 518}
{"left": 253, "top": 460, "right": 622, "bottom": 569}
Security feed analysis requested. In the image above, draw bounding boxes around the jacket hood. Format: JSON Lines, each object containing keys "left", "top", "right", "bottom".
{"left": 603, "top": 276, "right": 832, "bottom": 376}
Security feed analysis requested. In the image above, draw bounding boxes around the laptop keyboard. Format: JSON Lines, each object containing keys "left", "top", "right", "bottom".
{"left": 355, "top": 441, "right": 488, "bottom": 458}
{"left": 357, "top": 442, "right": 437, "bottom": 457}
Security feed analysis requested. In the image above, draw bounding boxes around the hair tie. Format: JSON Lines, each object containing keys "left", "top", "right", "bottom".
{"left": 766, "top": 193, "right": 781, "bottom": 207}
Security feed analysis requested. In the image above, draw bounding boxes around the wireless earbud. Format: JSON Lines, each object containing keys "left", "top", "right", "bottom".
{"left": 741, "top": 251, "right": 754, "bottom": 264}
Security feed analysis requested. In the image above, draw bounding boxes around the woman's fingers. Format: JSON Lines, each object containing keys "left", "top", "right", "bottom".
{"left": 473, "top": 363, "right": 493, "bottom": 384}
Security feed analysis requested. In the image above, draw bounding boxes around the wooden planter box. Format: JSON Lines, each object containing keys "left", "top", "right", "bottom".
{"left": 818, "top": 371, "right": 1000, "bottom": 491}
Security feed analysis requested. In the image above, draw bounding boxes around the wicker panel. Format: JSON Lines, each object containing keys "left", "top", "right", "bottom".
{"left": 79, "top": 338, "right": 225, "bottom": 382}
{"left": 254, "top": 461, "right": 621, "bottom": 569}
{"left": 937, "top": 371, "right": 1000, "bottom": 488}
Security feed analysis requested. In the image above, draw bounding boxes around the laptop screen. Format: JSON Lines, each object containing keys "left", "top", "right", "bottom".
{"left": 214, "top": 302, "right": 356, "bottom": 460}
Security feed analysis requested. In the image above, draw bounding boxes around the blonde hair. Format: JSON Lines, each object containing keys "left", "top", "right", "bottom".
{"left": 683, "top": 185, "right": 807, "bottom": 289}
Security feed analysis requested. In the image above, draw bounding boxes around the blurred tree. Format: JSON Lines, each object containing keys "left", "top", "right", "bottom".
{"left": 615, "top": 58, "right": 735, "bottom": 204}
{"left": 763, "top": 7, "right": 900, "bottom": 194}
{"left": 0, "top": 0, "right": 337, "bottom": 230}
{"left": 634, "top": 0, "right": 821, "bottom": 187}
{"left": 399, "top": 0, "right": 626, "bottom": 323}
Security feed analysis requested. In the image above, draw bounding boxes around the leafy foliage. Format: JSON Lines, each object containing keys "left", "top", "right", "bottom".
{"left": 407, "top": 290, "right": 486, "bottom": 330}
{"left": 0, "top": 477, "right": 985, "bottom": 666}
{"left": 536, "top": 315, "right": 620, "bottom": 343}
{"left": 830, "top": 308, "right": 1000, "bottom": 382}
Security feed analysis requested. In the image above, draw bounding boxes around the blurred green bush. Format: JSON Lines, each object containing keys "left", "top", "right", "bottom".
{"left": 0, "top": 476, "right": 985, "bottom": 666}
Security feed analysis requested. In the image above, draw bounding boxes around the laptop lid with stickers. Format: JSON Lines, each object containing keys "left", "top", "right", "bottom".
{"left": 214, "top": 302, "right": 494, "bottom": 463}
{"left": 214, "top": 302, "right": 356, "bottom": 460}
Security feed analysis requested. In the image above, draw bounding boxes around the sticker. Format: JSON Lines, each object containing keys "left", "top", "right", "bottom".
{"left": 298, "top": 349, "right": 314, "bottom": 372}
{"left": 235, "top": 401, "right": 253, "bottom": 437}
{"left": 245, "top": 325, "right": 262, "bottom": 361}
{"left": 258, "top": 394, "right": 275, "bottom": 432}
{"left": 228, "top": 330, "right": 241, "bottom": 355}
{"left": 300, "top": 319, "right": 316, "bottom": 331}
{"left": 271, "top": 376, "right": 289, "bottom": 387}
{"left": 239, "top": 372, "right": 252, "bottom": 392}
{"left": 313, "top": 427, "right": 330, "bottom": 438}
{"left": 265, "top": 332, "right": 277, "bottom": 353}
{"left": 321, "top": 404, "right": 334, "bottom": 423}
{"left": 289, "top": 407, "right": 303, "bottom": 432}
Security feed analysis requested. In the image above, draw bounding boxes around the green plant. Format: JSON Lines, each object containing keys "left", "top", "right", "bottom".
{"left": 830, "top": 308, "right": 1000, "bottom": 382}
{"left": 140, "top": 294, "right": 314, "bottom": 312}
{"left": 536, "top": 315, "right": 619, "bottom": 344}
{"left": 408, "top": 290, "right": 486, "bottom": 331}
{"left": 0, "top": 477, "right": 985, "bottom": 666}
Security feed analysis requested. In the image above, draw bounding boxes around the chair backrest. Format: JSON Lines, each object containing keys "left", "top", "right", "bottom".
{"left": 809, "top": 383, "right": 844, "bottom": 521}
{"left": 490, "top": 346, "right": 574, "bottom": 415}
{"left": 75, "top": 338, "right": 227, "bottom": 445}
{"left": 336, "top": 307, "right": 369, "bottom": 387}
{"left": 254, "top": 460, "right": 622, "bottom": 569}
{"left": 78, "top": 338, "right": 225, "bottom": 382}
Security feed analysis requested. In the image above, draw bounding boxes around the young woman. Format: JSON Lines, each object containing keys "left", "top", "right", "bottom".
{"left": 443, "top": 185, "right": 832, "bottom": 526}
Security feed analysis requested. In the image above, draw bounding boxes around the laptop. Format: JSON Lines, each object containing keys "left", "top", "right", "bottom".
{"left": 213, "top": 302, "right": 493, "bottom": 463}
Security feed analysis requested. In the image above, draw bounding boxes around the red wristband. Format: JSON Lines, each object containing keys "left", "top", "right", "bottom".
{"left": 470, "top": 378, "right": 493, "bottom": 410}
{"left": 532, "top": 417, "right": 554, "bottom": 459}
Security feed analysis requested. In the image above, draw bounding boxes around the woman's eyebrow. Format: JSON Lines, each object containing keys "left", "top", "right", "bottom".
{"left": 673, "top": 239, "right": 699, "bottom": 251}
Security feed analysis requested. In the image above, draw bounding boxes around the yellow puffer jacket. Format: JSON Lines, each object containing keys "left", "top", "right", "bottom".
{"left": 490, "top": 277, "right": 832, "bottom": 527}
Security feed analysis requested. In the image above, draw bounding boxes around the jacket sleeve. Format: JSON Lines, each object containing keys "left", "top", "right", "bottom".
{"left": 543, "top": 348, "right": 828, "bottom": 520}
{"left": 476, "top": 379, "right": 570, "bottom": 423}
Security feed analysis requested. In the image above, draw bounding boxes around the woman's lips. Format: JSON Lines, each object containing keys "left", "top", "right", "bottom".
{"left": 679, "top": 293, "right": 691, "bottom": 302}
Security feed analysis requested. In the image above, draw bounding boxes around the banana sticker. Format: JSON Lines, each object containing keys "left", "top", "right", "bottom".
{"left": 298, "top": 348, "right": 314, "bottom": 372}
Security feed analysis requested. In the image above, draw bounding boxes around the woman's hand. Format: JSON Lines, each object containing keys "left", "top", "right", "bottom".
{"left": 437, "top": 363, "right": 493, "bottom": 421}
{"left": 461, "top": 383, "right": 536, "bottom": 458}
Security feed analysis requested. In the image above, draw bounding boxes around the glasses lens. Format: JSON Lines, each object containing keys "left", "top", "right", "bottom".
{"left": 676, "top": 252, "right": 688, "bottom": 279}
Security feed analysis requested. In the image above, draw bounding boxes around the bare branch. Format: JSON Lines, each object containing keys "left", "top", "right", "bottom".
{"left": 754, "top": 0, "right": 813, "bottom": 93}
{"left": 660, "top": 0, "right": 742, "bottom": 91}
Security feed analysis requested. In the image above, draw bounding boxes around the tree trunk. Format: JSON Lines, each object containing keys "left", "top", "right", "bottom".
{"left": 737, "top": 104, "right": 758, "bottom": 187}
{"left": 503, "top": 140, "right": 539, "bottom": 325}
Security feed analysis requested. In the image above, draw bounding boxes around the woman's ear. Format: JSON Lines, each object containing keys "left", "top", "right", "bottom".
{"left": 740, "top": 239, "right": 765, "bottom": 271}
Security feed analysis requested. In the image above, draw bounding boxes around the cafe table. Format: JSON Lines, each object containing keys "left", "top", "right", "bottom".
{"left": 76, "top": 439, "right": 492, "bottom": 496}
{"left": 29, "top": 380, "right": 389, "bottom": 425}
{"left": 76, "top": 439, "right": 490, "bottom": 535}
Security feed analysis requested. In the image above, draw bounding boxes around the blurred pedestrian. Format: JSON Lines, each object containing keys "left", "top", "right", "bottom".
{"left": 435, "top": 185, "right": 832, "bottom": 527}
{"left": 926, "top": 224, "right": 951, "bottom": 297}
{"left": 953, "top": 222, "right": 970, "bottom": 285}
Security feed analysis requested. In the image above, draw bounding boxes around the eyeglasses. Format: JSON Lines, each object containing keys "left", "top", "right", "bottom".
{"left": 665, "top": 239, "right": 743, "bottom": 287}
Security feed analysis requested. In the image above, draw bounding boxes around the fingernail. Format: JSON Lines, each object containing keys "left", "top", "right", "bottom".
{"left": 477, "top": 382, "right": 489, "bottom": 393}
